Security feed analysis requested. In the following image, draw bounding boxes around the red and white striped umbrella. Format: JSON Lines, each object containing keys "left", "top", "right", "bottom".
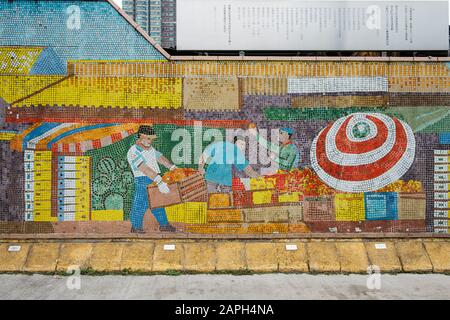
{"left": 310, "top": 113, "right": 416, "bottom": 192}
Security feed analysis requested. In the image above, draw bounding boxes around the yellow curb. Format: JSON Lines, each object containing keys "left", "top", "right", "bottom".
{"left": 307, "top": 241, "right": 340, "bottom": 272}
{"left": 395, "top": 241, "right": 432, "bottom": 272}
{"left": 184, "top": 242, "right": 216, "bottom": 272}
{"left": 23, "top": 243, "right": 60, "bottom": 272}
{"left": 245, "top": 242, "right": 279, "bottom": 272}
{"left": 423, "top": 241, "right": 450, "bottom": 273}
{"left": 120, "top": 243, "right": 154, "bottom": 272}
{"left": 0, "top": 239, "right": 449, "bottom": 274}
{"left": 216, "top": 242, "right": 246, "bottom": 271}
{"left": 88, "top": 243, "right": 124, "bottom": 272}
{"left": 57, "top": 243, "right": 93, "bottom": 272}
{"left": 365, "top": 241, "right": 402, "bottom": 273}
{"left": 152, "top": 242, "right": 183, "bottom": 272}
{"left": 278, "top": 242, "right": 308, "bottom": 273}
{"left": 336, "top": 242, "right": 369, "bottom": 273}
{"left": 0, "top": 244, "right": 30, "bottom": 272}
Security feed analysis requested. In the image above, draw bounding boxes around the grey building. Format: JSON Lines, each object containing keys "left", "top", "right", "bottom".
{"left": 123, "top": 0, "right": 176, "bottom": 49}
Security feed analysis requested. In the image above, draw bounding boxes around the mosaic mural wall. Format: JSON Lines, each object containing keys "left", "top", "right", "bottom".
{"left": 1, "top": 0, "right": 449, "bottom": 235}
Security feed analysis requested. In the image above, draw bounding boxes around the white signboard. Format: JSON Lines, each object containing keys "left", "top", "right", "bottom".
{"left": 176, "top": 0, "right": 448, "bottom": 51}
{"left": 163, "top": 244, "right": 176, "bottom": 251}
{"left": 8, "top": 245, "right": 21, "bottom": 252}
{"left": 285, "top": 244, "right": 298, "bottom": 251}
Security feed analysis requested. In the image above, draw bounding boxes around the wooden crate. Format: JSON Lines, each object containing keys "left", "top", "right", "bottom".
{"left": 243, "top": 207, "right": 289, "bottom": 223}
{"left": 147, "top": 183, "right": 182, "bottom": 209}
{"left": 206, "top": 209, "right": 243, "bottom": 223}
{"left": 303, "top": 196, "right": 335, "bottom": 221}
{"left": 165, "top": 202, "right": 207, "bottom": 224}
{"left": 364, "top": 192, "right": 398, "bottom": 221}
{"left": 286, "top": 204, "right": 304, "bottom": 223}
{"left": 334, "top": 193, "right": 365, "bottom": 221}
{"left": 278, "top": 192, "right": 302, "bottom": 204}
{"left": 208, "top": 193, "right": 233, "bottom": 209}
{"left": 252, "top": 190, "right": 275, "bottom": 205}
{"left": 242, "top": 204, "right": 303, "bottom": 223}
{"left": 232, "top": 190, "right": 253, "bottom": 208}
{"left": 179, "top": 173, "right": 207, "bottom": 202}
{"left": 148, "top": 173, "right": 207, "bottom": 209}
{"left": 397, "top": 192, "right": 426, "bottom": 220}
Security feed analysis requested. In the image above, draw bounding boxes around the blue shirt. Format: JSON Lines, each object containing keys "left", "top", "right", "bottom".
{"left": 203, "top": 141, "right": 249, "bottom": 186}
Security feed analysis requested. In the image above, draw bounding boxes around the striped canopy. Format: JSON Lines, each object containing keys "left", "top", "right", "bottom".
{"left": 11, "top": 122, "right": 140, "bottom": 152}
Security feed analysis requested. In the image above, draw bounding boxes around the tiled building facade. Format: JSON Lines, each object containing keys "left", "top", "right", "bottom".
{"left": 123, "top": 0, "right": 176, "bottom": 48}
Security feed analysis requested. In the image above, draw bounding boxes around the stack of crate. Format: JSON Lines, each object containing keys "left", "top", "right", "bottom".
{"left": 56, "top": 156, "right": 90, "bottom": 221}
{"left": 165, "top": 202, "right": 208, "bottom": 224}
{"left": 156, "top": 172, "right": 208, "bottom": 224}
{"left": 230, "top": 177, "right": 304, "bottom": 223}
{"left": 185, "top": 176, "right": 308, "bottom": 234}
{"left": 206, "top": 192, "right": 242, "bottom": 222}
{"left": 303, "top": 196, "right": 335, "bottom": 221}
{"left": 178, "top": 173, "right": 208, "bottom": 202}
{"left": 433, "top": 150, "right": 450, "bottom": 233}
{"left": 24, "top": 150, "right": 54, "bottom": 222}
{"left": 309, "top": 192, "right": 420, "bottom": 222}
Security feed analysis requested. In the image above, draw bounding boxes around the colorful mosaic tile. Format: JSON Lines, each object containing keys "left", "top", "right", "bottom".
{"left": 183, "top": 77, "right": 240, "bottom": 111}
{"left": 0, "top": 0, "right": 166, "bottom": 73}
{"left": 1, "top": 0, "right": 450, "bottom": 236}
{"left": 0, "top": 47, "right": 42, "bottom": 75}
{"left": 13, "top": 77, "right": 182, "bottom": 109}
{"left": 0, "top": 75, "right": 64, "bottom": 103}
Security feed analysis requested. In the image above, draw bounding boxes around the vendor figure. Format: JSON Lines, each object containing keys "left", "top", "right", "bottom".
{"left": 127, "top": 125, "right": 178, "bottom": 233}
{"left": 198, "top": 135, "right": 260, "bottom": 193}
{"left": 249, "top": 126, "right": 300, "bottom": 171}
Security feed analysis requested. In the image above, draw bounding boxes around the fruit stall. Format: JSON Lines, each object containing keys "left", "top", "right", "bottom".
{"left": 148, "top": 167, "right": 427, "bottom": 234}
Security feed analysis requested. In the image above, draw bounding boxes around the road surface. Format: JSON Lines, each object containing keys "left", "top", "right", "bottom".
{"left": 0, "top": 274, "right": 449, "bottom": 300}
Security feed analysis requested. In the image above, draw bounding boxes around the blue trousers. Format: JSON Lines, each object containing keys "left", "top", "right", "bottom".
{"left": 130, "top": 176, "right": 169, "bottom": 229}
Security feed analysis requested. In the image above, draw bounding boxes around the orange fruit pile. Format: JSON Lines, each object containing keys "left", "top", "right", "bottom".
{"left": 376, "top": 180, "right": 423, "bottom": 193}
{"left": 269, "top": 169, "right": 422, "bottom": 195}
{"left": 268, "top": 168, "right": 335, "bottom": 196}
{"left": 150, "top": 168, "right": 198, "bottom": 186}
{"left": 162, "top": 168, "right": 198, "bottom": 184}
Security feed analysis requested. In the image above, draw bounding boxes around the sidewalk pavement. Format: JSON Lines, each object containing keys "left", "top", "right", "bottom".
{"left": 0, "top": 239, "right": 449, "bottom": 274}
{"left": 1, "top": 274, "right": 449, "bottom": 299}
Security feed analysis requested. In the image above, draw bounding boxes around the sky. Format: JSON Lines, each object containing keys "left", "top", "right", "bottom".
{"left": 111, "top": 0, "right": 450, "bottom": 24}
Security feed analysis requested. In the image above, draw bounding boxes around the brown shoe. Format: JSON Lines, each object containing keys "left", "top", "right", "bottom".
{"left": 159, "top": 224, "right": 176, "bottom": 232}
{"left": 131, "top": 227, "right": 145, "bottom": 234}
